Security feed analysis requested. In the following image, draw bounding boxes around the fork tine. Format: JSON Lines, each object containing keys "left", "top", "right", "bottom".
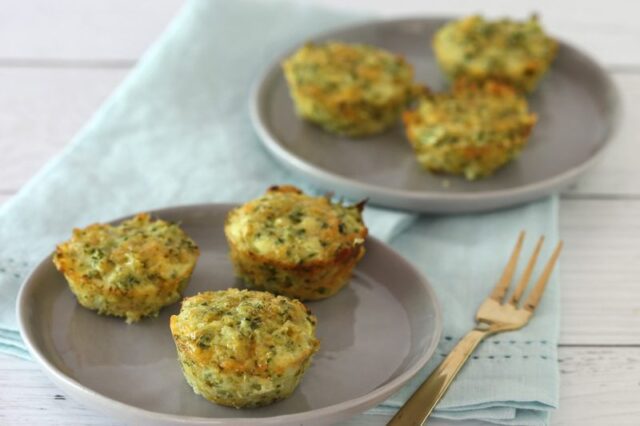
{"left": 509, "top": 236, "right": 545, "bottom": 305}
{"left": 523, "top": 241, "right": 563, "bottom": 312}
{"left": 489, "top": 231, "right": 525, "bottom": 302}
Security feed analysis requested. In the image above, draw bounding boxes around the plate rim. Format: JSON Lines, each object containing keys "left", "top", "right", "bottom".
{"left": 249, "top": 15, "right": 622, "bottom": 213}
{"left": 17, "top": 202, "right": 442, "bottom": 425}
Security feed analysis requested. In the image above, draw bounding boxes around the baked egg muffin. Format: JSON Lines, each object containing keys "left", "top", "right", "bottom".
{"left": 170, "top": 289, "right": 319, "bottom": 408}
{"left": 282, "top": 41, "right": 416, "bottom": 137}
{"left": 224, "top": 185, "right": 367, "bottom": 300}
{"left": 433, "top": 15, "right": 558, "bottom": 92}
{"left": 403, "top": 80, "right": 537, "bottom": 180}
{"left": 53, "top": 213, "right": 199, "bottom": 323}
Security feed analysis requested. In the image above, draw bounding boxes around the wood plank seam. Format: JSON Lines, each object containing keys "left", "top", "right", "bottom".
{"left": 0, "top": 60, "right": 638, "bottom": 73}
{"left": 0, "top": 58, "right": 135, "bottom": 69}
{"left": 561, "top": 193, "right": 640, "bottom": 200}
{"left": 6, "top": 192, "right": 640, "bottom": 201}
{"left": 559, "top": 343, "right": 640, "bottom": 348}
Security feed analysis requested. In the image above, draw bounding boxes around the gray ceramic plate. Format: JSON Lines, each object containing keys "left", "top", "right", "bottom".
{"left": 250, "top": 17, "right": 620, "bottom": 213}
{"left": 17, "top": 204, "right": 441, "bottom": 426}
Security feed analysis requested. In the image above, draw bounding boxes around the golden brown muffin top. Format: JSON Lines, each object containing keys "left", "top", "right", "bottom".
{"left": 225, "top": 185, "right": 367, "bottom": 266}
{"left": 53, "top": 213, "right": 199, "bottom": 294}
{"left": 403, "top": 80, "right": 537, "bottom": 149}
{"left": 434, "top": 15, "right": 557, "bottom": 91}
{"left": 282, "top": 41, "right": 414, "bottom": 106}
{"left": 170, "top": 289, "right": 319, "bottom": 377}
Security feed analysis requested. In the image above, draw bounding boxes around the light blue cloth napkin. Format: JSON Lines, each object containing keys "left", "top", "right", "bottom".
{"left": 0, "top": 0, "right": 559, "bottom": 424}
{"left": 367, "top": 199, "right": 559, "bottom": 425}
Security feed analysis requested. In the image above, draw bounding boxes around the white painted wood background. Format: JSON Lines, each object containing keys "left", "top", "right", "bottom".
{"left": 1, "top": 0, "right": 639, "bottom": 425}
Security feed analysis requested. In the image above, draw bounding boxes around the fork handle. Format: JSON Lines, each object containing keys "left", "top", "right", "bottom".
{"left": 387, "top": 328, "right": 491, "bottom": 426}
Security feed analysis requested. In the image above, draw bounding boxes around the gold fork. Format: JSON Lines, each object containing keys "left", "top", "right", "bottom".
{"left": 388, "top": 232, "right": 563, "bottom": 426}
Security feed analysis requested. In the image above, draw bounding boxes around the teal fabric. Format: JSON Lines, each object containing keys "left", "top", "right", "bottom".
{"left": 0, "top": 1, "right": 560, "bottom": 424}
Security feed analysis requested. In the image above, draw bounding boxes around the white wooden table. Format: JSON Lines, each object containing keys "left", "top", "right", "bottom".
{"left": 1, "top": 1, "right": 639, "bottom": 425}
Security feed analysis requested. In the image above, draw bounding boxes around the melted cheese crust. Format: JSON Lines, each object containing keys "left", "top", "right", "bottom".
{"left": 170, "top": 289, "right": 319, "bottom": 408}
{"left": 53, "top": 213, "right": 199, "bottom": 322}
{"left": 224, "top": 185, "right": 368, "bottom": 300}
{"left": 403, "top": 80, "right": 537, "bottom": 180}
{"left": 282, "top": 41, "right": 416, "bottom": 136}
{"left": 433, "top": 15, "right": 558, "bottom": 92}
